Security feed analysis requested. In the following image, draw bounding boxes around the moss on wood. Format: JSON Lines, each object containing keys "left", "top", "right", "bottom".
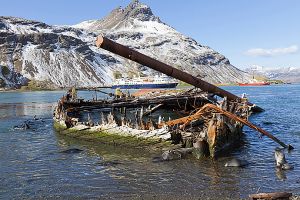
{"left": 53, "top": 121, "right": 173, "bottom": 151}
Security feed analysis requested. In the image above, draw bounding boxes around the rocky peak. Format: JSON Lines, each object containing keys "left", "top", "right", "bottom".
{"left": 123, "top": 0, "right": 160, "bottom": 22}
{"left": 0, "top": 16, "right": 50, "bottom": 30}
{"left": 72, "top": 1, "right": 162, "bottom": 32}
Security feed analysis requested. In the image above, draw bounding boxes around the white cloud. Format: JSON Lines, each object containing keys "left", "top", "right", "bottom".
{"left": 245, "top": 45, "right": 298, "bottom": 57}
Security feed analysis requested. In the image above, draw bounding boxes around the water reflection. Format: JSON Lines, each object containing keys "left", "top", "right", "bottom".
{"left": 0, "top": 103, "right": 55, "bottom": 119}
{"left": 276, "top": 168, "right": 287, "bottom": 180}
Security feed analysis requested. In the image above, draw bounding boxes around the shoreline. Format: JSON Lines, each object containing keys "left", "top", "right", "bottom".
{"left": 1, "top": 82, "right": 298, "bottom": 93}
{"left": 0, "top": 88, "right": 64, "bottom": 93}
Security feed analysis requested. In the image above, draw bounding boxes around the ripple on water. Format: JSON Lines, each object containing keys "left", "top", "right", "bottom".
{"left": 1, "top": 86, "right": 300, "bottom": 199}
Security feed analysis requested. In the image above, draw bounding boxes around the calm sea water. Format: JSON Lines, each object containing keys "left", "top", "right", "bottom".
{"left": 0, "top": 85, "right": 299, "bottom": 199}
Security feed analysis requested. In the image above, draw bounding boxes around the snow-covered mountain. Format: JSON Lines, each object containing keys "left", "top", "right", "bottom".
{"left": 245, "top": 66, "right": 300, "bottom": 83}
{"left": 0, "top": 16, "right": 122, "bottom": 88}
{"left": 0, "top": 0, "right": 251, "bottom": 89}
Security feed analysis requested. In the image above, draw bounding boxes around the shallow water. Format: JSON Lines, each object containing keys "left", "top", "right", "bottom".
{"left": 0, "top": 86, "right": 300, "bottom": 199}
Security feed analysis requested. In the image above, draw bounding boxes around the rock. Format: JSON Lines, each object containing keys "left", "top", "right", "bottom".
{"left": 152, "top": 156, "right": 163, "bottom": 163}
{"left": 98, "top": 160, "right": 122, "bottom": 166}
{"left": 224, "top": 158, "right": 249, "bottom": 167}
{"left": 282, "top": 163, "right": 294, "bottom": 170}
{"left": 192, "top": 139, "right": 210, "bottom": 158}
{"left": 13, "top": 122, "right": 30, "bottom": 130}
{"left": 161, "top": 150, "right": 182, "bottom": 161}
{"left": 60, "top": 148, "right": 83, "bottom": 154}
{"left": 161, "top": 148, "right": 194, "bottom": 161}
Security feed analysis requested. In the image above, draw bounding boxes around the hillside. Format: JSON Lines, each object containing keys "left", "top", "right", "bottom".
{"left": 0, "top": 0, "right": 251, "bottom": 89}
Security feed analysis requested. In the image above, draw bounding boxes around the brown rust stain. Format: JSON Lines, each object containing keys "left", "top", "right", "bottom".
{"left": 207, "top": 119, "right": 217, "bottom": 149}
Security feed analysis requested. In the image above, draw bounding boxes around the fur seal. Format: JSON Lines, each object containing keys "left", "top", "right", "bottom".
{"left": 274, "top": 148, "right": 293, "bottom": 170}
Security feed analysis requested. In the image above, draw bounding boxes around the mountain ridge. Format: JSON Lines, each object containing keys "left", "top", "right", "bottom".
{"left": 0, "top": 1, "right": 251, "bottom": 89}
{"left": 245, "top": 66, "right": 300, "bottom": 83}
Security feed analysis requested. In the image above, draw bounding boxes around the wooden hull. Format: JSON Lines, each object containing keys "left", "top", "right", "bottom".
{"left": 53, "top": 89, "right": 250, "bottom": 158}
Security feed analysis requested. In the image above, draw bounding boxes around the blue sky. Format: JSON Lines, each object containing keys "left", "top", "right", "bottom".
{"left": 1, "top": 0, "right": 299, "bottom": 69}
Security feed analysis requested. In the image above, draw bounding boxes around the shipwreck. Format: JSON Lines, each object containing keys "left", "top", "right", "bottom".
{"left": 53, "top": 36, "right": 292, "bottom": 158}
